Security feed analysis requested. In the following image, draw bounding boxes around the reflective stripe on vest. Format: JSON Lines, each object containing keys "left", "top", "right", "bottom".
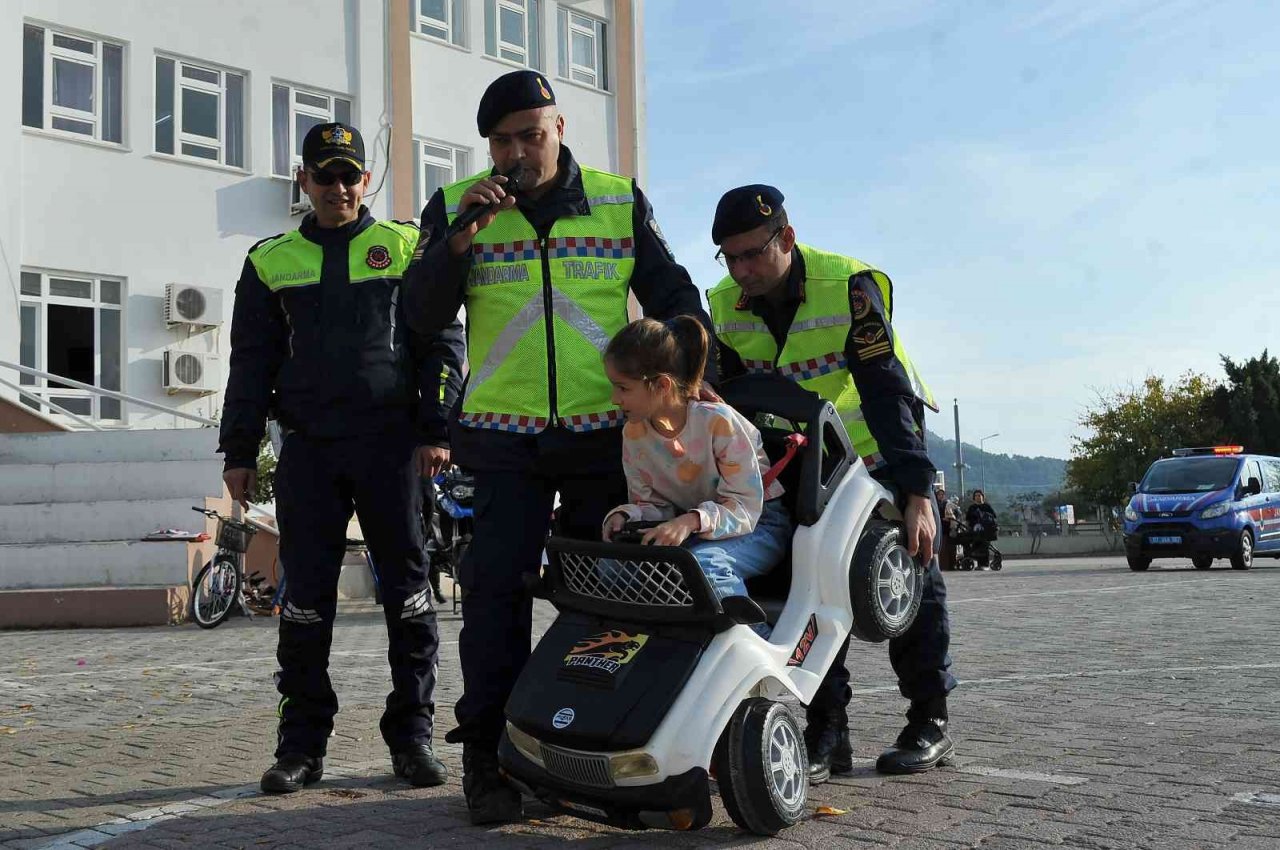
{"left": 708, "top": 242, "right": 932, "bottom": 470}
{"left": 443, "top": 166, "right": 634, "bottom": 433}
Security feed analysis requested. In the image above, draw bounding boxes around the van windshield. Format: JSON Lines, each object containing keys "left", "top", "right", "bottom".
{"left": 1141, "top": 457, "right": 1240, "bottom": 494}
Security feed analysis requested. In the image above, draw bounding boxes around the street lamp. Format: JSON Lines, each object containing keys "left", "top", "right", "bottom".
{"left": 979, "top": 432, "right": 1000, "bottom": 495}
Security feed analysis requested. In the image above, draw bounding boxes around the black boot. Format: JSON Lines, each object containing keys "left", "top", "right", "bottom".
{"left": 462, "top": 743, "right": 523, "bottom": 825}
{"left": 804, "top": 710, "right": 853, "bottom": 785}
{"left": 392, "top": 743, "right": 449, "bottom": 788}
{"left": 260, "top": 753, "right": 323, "bottom": 794}
{"left": 876, "top": 718, "right": 954, "bottom": 774}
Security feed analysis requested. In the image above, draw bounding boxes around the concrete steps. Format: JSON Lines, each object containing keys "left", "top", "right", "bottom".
{"left": 0, "top": 540, "right": 196, "bottom": 589}
{"left": 0, "top": 427, "right": 228, "bottom": 627}
{"left": 0, "top": 498, "right": 208, "bottom": 544}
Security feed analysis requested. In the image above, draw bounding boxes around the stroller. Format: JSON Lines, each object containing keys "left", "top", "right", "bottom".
{"left": 952, "top": 506, "right": 1003, "bottom": 571}
{"left": 424, "top": 466, "right": 475, "bottom": 613}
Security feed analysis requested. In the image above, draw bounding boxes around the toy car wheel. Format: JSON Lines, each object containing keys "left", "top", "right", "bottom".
{"left": 848, "top": 523, "right": 923, "bottom": 643}
{"left": 1127, "top": 555, "right": 1151, "bottom": 572}
{"left": 1230, "top": 529, "right": 1254, "bottom": 570}
{"left": 1192, "top": 555, "right": 1213, "bottom": 570}
{"left": 713, "top": 698, "right": 808, "bottom": 836}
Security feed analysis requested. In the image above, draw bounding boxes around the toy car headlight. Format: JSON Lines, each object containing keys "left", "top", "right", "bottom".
{"left": 1200, "top": 501, "right": 1231, "bottom": 519}
{"left": 1124, "top": 505, "right": 1139, "bottom": 522}
{"left": 451, "top": 484, "right": 475, "bottom": 500}
{"left": 506, "top": 723, "right": 544, "bottom": 767}
{"left": 610, "top": 752, "right": 659, "bottom": 779}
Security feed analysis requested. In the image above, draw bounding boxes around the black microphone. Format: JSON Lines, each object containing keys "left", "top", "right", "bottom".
{"left": 446, "top": 164, "right": 529, "bottom": 237}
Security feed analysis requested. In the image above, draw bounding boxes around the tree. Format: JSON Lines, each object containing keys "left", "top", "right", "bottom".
{"left": 1205, "top": 350, "right": 1280, "bottom": 456}
{"left": 1066, "top": 373, "right": 1221, "bottom": 507}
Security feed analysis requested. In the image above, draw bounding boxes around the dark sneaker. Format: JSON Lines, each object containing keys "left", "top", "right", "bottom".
{"left": 462, "top": 743, "right": 522, "bottom": 825}
{"left": 392, "top": 743, "right": 449, "bottom": 788}
{"left": 804, "top": 711, "right": 853, "bottom": 784}
{"left": 876, "top": 719, "right": 955, "bottom": 774}
{"left": 260, "top": 753, "right": 323, "bottom": 794}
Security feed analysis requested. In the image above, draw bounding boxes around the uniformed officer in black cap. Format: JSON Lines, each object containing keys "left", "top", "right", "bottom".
{"left": 403, "top": 71, "right": 712, "bottom": 824}
{"left": 706, "top": 185, "right": 957, "bottom": 782}
{"left": 220, "top": 122, "right": 464, "bottom": 794}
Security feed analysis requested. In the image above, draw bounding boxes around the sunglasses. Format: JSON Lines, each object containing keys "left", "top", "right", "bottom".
{"left": 306, "top": 169, "right": 363, "bottom": 187}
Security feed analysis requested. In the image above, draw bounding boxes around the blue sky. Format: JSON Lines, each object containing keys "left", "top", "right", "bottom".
{"left": 638, "top": 0, "right": 1280, "bottom": 459}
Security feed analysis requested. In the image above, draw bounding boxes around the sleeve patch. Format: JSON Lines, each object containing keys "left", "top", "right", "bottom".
{"left": 647, "top": 217, "right": 676, "bottom": 261}
{"left": 850, "top": 289, "right": 871, "bottom": 320}
{"left": 851, "top": 320, "right": 892, "bottom": 362}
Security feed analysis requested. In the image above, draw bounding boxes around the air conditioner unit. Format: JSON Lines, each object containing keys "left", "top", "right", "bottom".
{"left": 163, "top": 349, "right": 220, "bottom": 394}
{"left": 164, "top": 283, "right": 223, "bottom": 329}
{"left": 290, "top": 179, "right": 313, "bottom": 216}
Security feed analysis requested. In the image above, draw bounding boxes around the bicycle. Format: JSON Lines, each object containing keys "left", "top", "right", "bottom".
{"left": 189, "top": 506, "right": 259, "bottom": 629}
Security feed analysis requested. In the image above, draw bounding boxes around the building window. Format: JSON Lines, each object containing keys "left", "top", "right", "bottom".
{"left": 22, "top": 24, "right": 124, "bottom": 143}
{"left": 155, "top": 55, "right": 246, "bottom": 167}
{"left": 414, "top": 140, "right": 471, "bottom": 207}
{"left": 558, "top": 7, "right": 608, "bottom": 90}
{"left": 416, "top": 0, "right": 467, "bottom": 46}
{"left": 18, "top": 270, "right": 125, "bottom": 422}
{"left": 272, "top": 84, "right": 353, "bottom": 177}
{"left": 485, "top": 0, "right": 542, "bottom": 69}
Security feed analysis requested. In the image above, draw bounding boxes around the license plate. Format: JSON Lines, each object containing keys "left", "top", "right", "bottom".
{"left": 1149, "top": 535, "right": 1182, "bottom": 545}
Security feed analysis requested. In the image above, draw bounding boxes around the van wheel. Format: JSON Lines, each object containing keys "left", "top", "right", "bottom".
{"left": 713, "top": 698, "right": 808, "bottom": 836}
{"left": 849, "top": 523, "right": 923, "bottom": 643}
{"left": 1127, "top": 555, "right": 1151, "bottom": 572}
{"left": 1192, "top": 555, "right": 1213, "bottom": 570}
{"left": 1230, "top": 530, "right": 1254, "bottom": 570}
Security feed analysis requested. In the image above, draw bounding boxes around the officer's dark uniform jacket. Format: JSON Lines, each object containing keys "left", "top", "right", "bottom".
{"left": 403, "top": 146, "right": 711, "bottom": 472}
{"left": 219, "top": 206, "right": 464, "bottom": 466}
{"left": 717, "top": 247, "right": 936, "bottom": 497}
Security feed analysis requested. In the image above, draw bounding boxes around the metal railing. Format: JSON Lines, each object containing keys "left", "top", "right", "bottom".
{"left": 0, "top": 359, "right": 217, "bottom": 428}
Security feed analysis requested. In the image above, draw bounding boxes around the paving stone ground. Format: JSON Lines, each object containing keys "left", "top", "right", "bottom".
{"left": 2, "top": 555, "right": 1278, "bottom": 849}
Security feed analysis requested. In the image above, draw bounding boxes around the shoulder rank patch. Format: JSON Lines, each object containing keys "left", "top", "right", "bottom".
{"left": 412, "top": 223, "right": 432, "bottom": 261}
{"left": 850, "top": 288, "right": 871, "bottom": 320}
{"left": 647, "top": 217, "right": 675, "bottom": 261}
{"left": 851, "top": 320, "right": 892, "bottom": 362}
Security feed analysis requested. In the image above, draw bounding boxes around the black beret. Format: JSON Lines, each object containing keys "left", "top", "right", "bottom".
{"left": 477, "top": 70, "right": 557, "bottom": 137}
{"left": 712, "top": 184, "right": 786, "bottom": 244}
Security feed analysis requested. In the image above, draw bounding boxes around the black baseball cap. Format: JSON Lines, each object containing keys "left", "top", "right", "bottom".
{"left": 712, "top": 184, "right": 786, "bottom": 244}
{"left": 301, "top": 122, "right": 365, "bottom": 171}
{"left": 477, "top": 70, "right": 557, "bottom": 137}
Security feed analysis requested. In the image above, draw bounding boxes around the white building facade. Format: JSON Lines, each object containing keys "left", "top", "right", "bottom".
{"left": 1, "top": 0, "right": 645, "bottom": 432}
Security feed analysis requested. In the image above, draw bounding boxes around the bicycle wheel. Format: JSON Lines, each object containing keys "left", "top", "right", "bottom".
{"left": 191, "top": 555, "right": 242, "bottom": 629}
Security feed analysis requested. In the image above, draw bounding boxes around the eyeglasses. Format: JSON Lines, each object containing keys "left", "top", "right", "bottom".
{"left": 715, "top": 228, "right": 782, "bottom": 267}
{"left": 307, "top": 169, "right": 363, "bottom": 187}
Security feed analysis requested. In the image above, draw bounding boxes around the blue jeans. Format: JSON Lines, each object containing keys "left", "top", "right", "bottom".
{"left": 687, "top": 499, "right": 792, "bottom": 634}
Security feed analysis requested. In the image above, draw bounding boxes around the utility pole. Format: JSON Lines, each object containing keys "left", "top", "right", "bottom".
{"left": 953, "top": 398, "right": 965, "bottom": 497}
{"left": 980, "top": 432, "right": 1000, "bottom": 494}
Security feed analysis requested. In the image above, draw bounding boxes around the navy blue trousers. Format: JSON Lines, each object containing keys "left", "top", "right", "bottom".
{"left": 273, "top": 430, "right": 440, "bottom": 757}
{"left": 446, "top": 465, "right": 627, "bottom": 747}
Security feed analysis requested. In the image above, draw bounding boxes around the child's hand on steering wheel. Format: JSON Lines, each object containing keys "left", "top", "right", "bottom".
{"left": 603, "top": 512, "right": 627, "bottom": 541}
{"left": 641, "top": 514, "right": 700, "bottom": 546}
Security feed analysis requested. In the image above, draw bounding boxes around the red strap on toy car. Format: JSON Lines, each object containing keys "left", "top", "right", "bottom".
{"left": 762, "top": 433, "right": 807, "bottom": 489}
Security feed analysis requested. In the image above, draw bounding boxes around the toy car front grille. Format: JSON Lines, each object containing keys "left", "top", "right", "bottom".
{"left": 558, "top": 552, "right": 695, "bottom": 608}
{"left": 540, "top": 742, "right": 614, "bottom": 789}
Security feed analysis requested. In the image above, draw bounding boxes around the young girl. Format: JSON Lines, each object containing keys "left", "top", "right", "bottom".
{"left": 601, "top": 316, "right": 792, "bottom": 628}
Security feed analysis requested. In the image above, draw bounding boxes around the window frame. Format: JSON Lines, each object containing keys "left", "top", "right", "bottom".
{"left": 154, "top": 54, "right": 247, "bottom": 168}
{"left": 415, "top": 138, "right": 472, "bottom": 209}
{"left": 271, "top": 81, "right": 354, "bottom": 177}
{"left": 558, "top": 7, "right": 608, "bottom": 91}
{"left": 23, "top": 23, "right": 126, "bottom": 144}
{"left": 486, "top": 0, "right": 542, "bottom": 69}
{"left": 17, "top": 269, "right": 126, "bottom": 423}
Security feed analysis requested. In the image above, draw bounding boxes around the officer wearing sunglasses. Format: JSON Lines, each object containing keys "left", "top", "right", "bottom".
{"left": 219, "top": 122, "right": 464, "bottom": 795}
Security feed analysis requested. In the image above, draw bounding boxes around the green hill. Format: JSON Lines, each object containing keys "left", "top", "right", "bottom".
{"left": 924, "top": 430, "right": 1065, "bottom": 503}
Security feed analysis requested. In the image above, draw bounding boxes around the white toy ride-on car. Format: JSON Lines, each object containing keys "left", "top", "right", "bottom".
{"left": 498, "top": 373, "right": 925, "bottom": 836}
